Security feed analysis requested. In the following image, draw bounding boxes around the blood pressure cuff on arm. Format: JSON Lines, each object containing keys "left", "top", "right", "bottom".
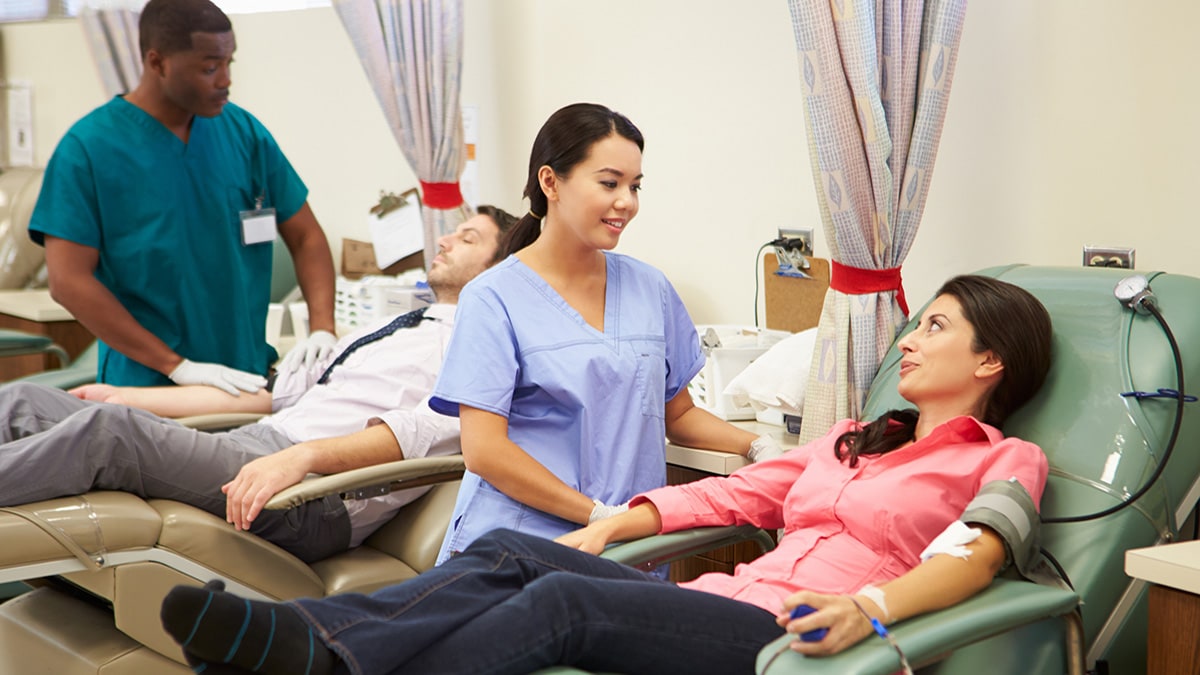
{"left": 961, "top": 478, "right": 1041, "bottom": 578}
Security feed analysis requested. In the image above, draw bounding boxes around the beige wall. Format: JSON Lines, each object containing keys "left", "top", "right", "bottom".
{"left": 3, "top": 1, "right": 1198, "bottom": 325}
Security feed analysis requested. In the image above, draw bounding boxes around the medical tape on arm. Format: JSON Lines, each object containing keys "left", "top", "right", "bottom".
{"left": 919, "top": 520, "right": 982, "bottom": 562}
{"left": 959, "top": 478, "right": 1041, "bottom": 577}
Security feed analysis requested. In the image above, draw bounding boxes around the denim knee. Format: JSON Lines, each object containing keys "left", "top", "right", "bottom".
{"left": 467, "top": 528, "right": 541, "bottom": 556}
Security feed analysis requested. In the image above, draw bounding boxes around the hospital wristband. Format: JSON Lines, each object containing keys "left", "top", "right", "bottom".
{"left": 848, "top": 595, "right": 913, "bottom": 675}
{"left": 856, "top": 584, "right": 891, "bottom": 624}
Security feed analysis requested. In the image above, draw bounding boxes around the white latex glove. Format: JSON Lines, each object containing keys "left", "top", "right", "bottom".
{"left": 588, "top": 500, "right": 629, "bottom": 524}
{"left": 168, "top": 359, "right": 267, "bottom": 396}
{"left": 278, "top": 329, "right": 337, "bottom": 374}
{"left": 747, "top": 434, "right": 787, "bottom": 463}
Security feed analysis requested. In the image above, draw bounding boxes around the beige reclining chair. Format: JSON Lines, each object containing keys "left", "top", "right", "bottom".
{"left": 0, "top": 455, "right": 464, "bottom": 674}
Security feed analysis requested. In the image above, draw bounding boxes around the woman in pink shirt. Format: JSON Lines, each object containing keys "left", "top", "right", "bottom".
{"left": 159, "top": 274, "right": 1053, "bottom": 675}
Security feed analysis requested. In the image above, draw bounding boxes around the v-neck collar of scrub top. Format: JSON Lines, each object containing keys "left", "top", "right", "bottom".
{"left": 112, "top": 96, "right": 209, "bottom": 155}
{"left": 509, "top": 252, "right": 619, "bottom": 341}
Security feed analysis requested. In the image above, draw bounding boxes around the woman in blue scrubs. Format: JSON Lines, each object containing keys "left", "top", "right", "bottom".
{"left": 429, "top": 103, "right": 780, "bottom": 562}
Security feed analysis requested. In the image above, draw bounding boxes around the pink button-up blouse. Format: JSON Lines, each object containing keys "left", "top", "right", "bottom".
{"left": 634, "top": 416, "right": 1048, "bottom": 614}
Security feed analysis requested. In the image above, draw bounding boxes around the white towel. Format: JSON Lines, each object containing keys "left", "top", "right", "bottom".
{"left": 722, "top": 328, "right": 817, "bottom": 415}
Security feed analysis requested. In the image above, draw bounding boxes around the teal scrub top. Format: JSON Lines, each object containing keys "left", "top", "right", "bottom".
{"left": 29, "top": 97, "right": 306, "bottom": 386}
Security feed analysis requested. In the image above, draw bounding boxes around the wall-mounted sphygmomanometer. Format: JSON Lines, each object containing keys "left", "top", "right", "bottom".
{"left": 1113, "top": 274, "right": 1157, "bottom": 315}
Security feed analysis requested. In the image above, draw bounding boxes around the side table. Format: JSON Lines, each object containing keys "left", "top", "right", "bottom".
{"left": 1125, "top": 540, "right": 1200, "bottom": 674}
{"left": 0, "top": 289, "right": 93, "bottom": 381}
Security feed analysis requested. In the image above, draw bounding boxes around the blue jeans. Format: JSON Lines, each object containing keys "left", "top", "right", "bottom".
{"left": 290, "top": 529, "right": 784, "bottom": 675}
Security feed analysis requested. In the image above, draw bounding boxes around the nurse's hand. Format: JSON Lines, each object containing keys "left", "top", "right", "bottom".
{"left": 169, "top": 359, "right": 266, "bottom": 396}
{"left": 278, "top": 329, "right": 338, "bottom": 374}
{"left": 589, "top": 500, "right": 629, "bottom": 524}
{"left": 748, "top": 434, "right": 787, "bottom": 462}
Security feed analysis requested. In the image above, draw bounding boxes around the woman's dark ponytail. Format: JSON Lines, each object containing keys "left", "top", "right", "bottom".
{"left": 834, "top": 409, "right": 919, "bottom": 468}
{"left": 500, "top": 213, "right": 543, "bottom": 259}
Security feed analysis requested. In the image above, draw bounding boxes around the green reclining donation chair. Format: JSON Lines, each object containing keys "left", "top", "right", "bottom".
{"left": 603, "top": 264, "right": 1200, "bottom": 675}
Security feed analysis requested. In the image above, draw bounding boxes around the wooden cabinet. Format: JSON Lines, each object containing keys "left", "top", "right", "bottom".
{"left": 1126, "top": 540, "right": 1200, "bottom": 675}
{"left": 666, "top": 464, "right": 778, "bottom": 582}
{"left": 663, "top": 421, "right": 793, "bottom": 583}
{"left": 1146, "top": 584, "right": 1200, "bottom": 675}
{"left": 0, "top": 290, "right": 93, "bottom": 382}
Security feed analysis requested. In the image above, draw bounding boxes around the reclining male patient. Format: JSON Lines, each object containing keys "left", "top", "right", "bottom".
{"left": 0, "top": 207, "right": 515, "bottom": 563}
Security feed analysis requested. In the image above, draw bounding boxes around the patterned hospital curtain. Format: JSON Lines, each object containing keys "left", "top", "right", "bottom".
{"left": 335, "top": 0, "right": 469, "bottom": 270}
{"left": 80, "top": 7, "right": 142, "bottom": 97}
{"left": 788, "top": 0, "right": 968, "bottom": 442}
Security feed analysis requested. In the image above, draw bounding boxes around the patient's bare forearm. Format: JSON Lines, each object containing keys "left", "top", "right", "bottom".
{"left": 73, "top": 384, "right": 273, "bottom": 418}
{"left": 295, "top": 424, "right": 405, "bottom": 475}
{"left": 600, "top": 502, "right": 664, "bottom": 543}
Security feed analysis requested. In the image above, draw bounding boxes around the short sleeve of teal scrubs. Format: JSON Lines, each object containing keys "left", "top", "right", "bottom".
{"left": 29, "top": 98, "right": 307, "bottom": 386}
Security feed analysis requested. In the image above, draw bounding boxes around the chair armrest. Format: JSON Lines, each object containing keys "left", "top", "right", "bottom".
{"left": 0, "top": 329, "right": 53, "bottom": 352}
{"left": 175, "top": 412, "right": 267, "bottom": 431}
{"left": 265, "top": 455, "right": 466, "bottom": 511}
{"left": 16, "top": 367, "right": 95, "bottom": 390}
{"left": 755, "top": 578, "right": 1080, "bottom": 674}
{"left": 601, "top": 525, "right": 776, "bottom": 571}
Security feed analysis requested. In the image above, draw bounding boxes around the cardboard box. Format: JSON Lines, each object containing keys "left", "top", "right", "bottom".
{"left": 341, "top": 238, "right": 424, "bottom": 279}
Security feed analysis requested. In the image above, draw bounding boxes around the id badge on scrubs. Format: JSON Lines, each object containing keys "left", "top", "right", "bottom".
{"left": 240, "top": 207, "right": 277, "bottom": 245}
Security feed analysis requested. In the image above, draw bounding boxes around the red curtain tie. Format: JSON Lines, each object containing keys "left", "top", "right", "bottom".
{"left": 829, "top": 260, "right": 910, "bottom": 316}
{"left": 419, "top": 181, "right": 464, "bottom": 210}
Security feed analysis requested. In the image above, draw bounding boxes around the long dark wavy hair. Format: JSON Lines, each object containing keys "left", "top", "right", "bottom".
{"left": 834, "top": 275, "right": 1053, "bottom": 467}
{"left": 499, "top": 103, "right": 644, "bottom": 259}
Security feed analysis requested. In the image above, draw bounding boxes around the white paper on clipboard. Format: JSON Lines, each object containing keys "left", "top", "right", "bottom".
{"left": 368, "top": 199, "right": 424, "bottom": 269}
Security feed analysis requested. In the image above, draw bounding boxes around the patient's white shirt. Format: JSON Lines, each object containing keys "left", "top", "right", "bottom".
{"left": 258, "top": 303, "right": 460, "bottom": 546}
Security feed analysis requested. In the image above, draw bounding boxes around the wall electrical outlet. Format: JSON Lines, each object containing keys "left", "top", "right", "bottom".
{"left": 777, "top": 228, "right": 814, "bottom": 256}
{"left": 773, "top": 228, "right": 814, "bottom": 278}
{"left": 1082, "top": 246, "right": 1135, "bottom": 269}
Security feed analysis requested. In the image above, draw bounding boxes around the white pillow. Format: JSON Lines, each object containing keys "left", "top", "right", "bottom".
{"left": 722, "top": 328, "right": 818, "bottom": 415}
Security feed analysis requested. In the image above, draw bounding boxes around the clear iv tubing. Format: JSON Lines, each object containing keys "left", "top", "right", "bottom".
{"left": 1043, "top": 301, "right": 1186, "bottom": 524}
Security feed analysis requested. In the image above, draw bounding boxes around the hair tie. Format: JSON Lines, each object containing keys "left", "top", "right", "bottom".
{"left": 528, "top": 210, "right": 542, "bottom": 220}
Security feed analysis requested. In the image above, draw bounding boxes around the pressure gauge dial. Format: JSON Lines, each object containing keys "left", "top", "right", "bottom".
{"left": 1114, "top": 275, "right": 1156, "bottom": 314}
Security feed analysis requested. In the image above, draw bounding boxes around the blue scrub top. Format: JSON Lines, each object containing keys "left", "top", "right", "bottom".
{"left": 430, "top": 253, "right": 705, "bottom": 562}
{"left": 29, "top": 97, "right": 306, "bottom": 386}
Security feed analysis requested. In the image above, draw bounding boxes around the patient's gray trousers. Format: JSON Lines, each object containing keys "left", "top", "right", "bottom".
{"left": 0, "top": 382, "right": 350, "bottom": 563}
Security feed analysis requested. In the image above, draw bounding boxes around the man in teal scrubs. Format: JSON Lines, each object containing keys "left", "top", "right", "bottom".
{"left": 29, "top": 0, "right": 337, "bottom": 392}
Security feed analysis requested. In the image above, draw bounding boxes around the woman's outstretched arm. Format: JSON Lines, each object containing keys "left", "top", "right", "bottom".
{"left": 555, "top": 502, "right": 664, "bottom": 555}
{"left": 70, "top": 383, "right": 273, "bottom": 418}
{"left": 778, "top": 526, "right": 1007, "bottom": 656}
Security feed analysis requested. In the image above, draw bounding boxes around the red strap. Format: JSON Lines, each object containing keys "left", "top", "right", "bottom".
{"left": 829, "top": 260, "right": 910, "bottom": 316}
{"left": 419, "top": 181, "right": 464, "bottom": 209}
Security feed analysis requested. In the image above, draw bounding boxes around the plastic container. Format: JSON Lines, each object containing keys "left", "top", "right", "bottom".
{"left": 334, "top": 273, "right": 432, "bottom": 329}
{"left": 688, "top": 325, "right": 791, "bottom": 420}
